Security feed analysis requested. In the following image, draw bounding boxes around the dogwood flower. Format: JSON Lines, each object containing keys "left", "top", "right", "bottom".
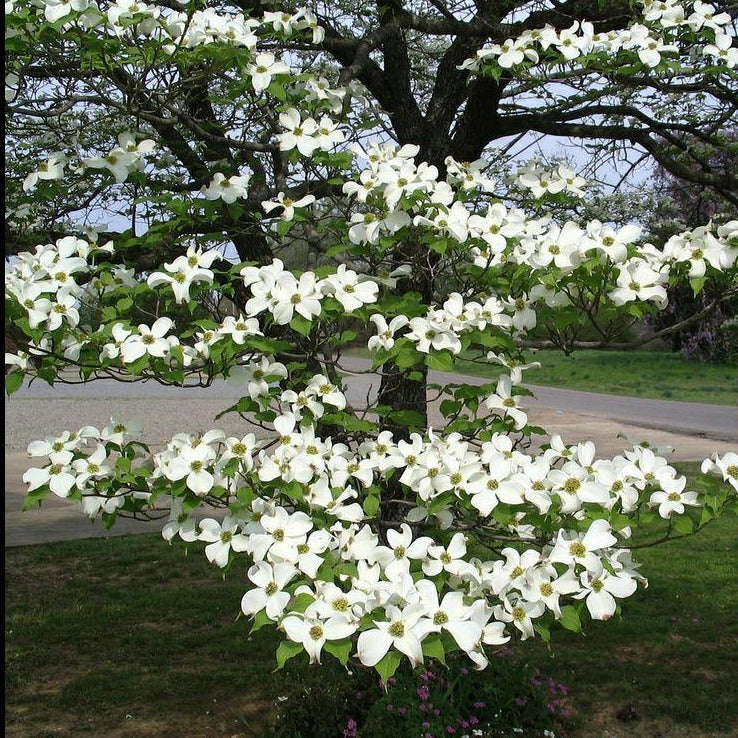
{"left": 281, "top": 613, "right": 356, "bottom": 664}
{"left": 277, "top": 108, "right": 320, "bottom": 156}
{"left": 246, "top": 51, "right": 290, "bottom": 92}
{"left": 649, "top": 476, "right": 699, "bottom": 518}
{"left": 161, "top": 497, "right": 199, "bottom": 543}
{"left": 198, "top": 516, "right": 250, "bottom": 568}
{"left": 261, "top": 192, "right": 315, "bottom": 221}
{"left": 201, "top": 172, "right": 251, "bottom": 203}
{"left": 231, "top": 356, "right": 288, "bottom": 401}
{"left": 23, "top": 451, "right": 76, "bottom": 498}
{"left": 575, "top": 565, "right": 637, "bottom": 620}
{"left": 357, "top": 603, "right": 427, "bottom": 667}
{"left": 415, "top": 579, "right": 481, "bottom": 652}
{"left": 372, "top": 523, "right": 433, "bottom": 579}
{"left": 23, "top": 151, "right": 67, "bottom": 192}
{"left": 549, "top": 519, "right": 618, "bottom": 571}
{"left": 118, "top": 317, "right": 177, "bottom": 364}
{"left": 240, "top": 561, "right": 297, "bottom": 620}
{"left": 701, "top": 452, "right": 738, "bottom": 491}
{"left": 484, "top": 375, "right": 528, "bottom": 430}
{"left": 322, "top": 265, "right": 378, "bottom": 312}
{"left": 72, "top": 445, "right": 111, "bottom": 488}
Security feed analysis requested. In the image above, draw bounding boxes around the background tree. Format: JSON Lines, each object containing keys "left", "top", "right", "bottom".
{"left": 645, "top": 128, "right": 738, "bottom": 362}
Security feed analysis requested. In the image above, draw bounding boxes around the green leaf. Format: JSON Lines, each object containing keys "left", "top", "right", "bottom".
{"left": 427, "top": 350, "right": 455, "bottom": 372}
{"left": 288, "top": 592, "right": 315, "bottom": 613}
{"left": 22, "top": 486, "right": 49, "bottom": 510}
{"left": 282, "top": 481, "right": 305, "bottom": 503}
{"left": 421, "top": 635, "right": 446, "bottom": 665}
{"left": 386, "top": 409, "right": 425, "bottom": 428}
{"left": 116, "top": 297, "right": 133, "bottom": 312}
{"left": 534, "top": 621, "right": 551, "bottom": 643}
{"left": 672, "top": 515, "right": 694, "bottom": 534}
{"left": 375, "top": 650, "right": 402, "bottom": 685}
{"left": 249, "top": 609, "right": 273, "bottom": 634}
{"left": 290, "top": 314, "right": 313, "bottom": 337}
{"left": 439, "top": 399, "right": 462, "bottom": 418}
{"left": 324, "top": 639, "right": 352, "bottom": 666}
{"left": 394, "top": 346, "right": 421, "bottom": 370}
{"left": 559, "top": 605, "right": 582, "bottom": 633}
{"left": 275, "top": 640, "right": 304, "bottom": 669}
{"left": 321, "top": 412, "right": 376, "bottom": 433}
{"left": 690, "top": 276, "right": 707, "bottom": 297}
{"left": 5, "top": 371, "right": 24, "bottom": 396}
{"left": 363, "top": 492, "right": 380, "bottom": 517}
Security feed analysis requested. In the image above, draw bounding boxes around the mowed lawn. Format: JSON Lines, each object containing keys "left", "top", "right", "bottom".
{"left": 453, "top": 349, "right": 738, "bottom": 405}
{"left": 5, "top": 466, "right": 737, "bottom": 738}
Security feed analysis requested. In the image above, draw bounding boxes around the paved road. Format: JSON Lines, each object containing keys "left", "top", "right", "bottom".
{"left": 8, "top": 356, "right": 737, "bottom": 441}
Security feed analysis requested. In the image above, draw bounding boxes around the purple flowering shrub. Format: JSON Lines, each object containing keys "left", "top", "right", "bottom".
{"left": 359, "top": 656, "right": 570, "bottom": 738}
{"left": 268, "top": 654, "right": 572, "bottom": 737}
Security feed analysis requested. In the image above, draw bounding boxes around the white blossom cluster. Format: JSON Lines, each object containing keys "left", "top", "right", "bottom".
{"left": 276, "top": 107, "right": 346, "bottom": 157}
{"left": 7, "top": 2, "right": 336, "bottom": 120}
{"left": 4, "top": 235, "right": 94, "bottom": 333}
{"left": 341, "top": 147, "right": 737, "bottom": 325}
{"left": 240, "top": 258, "right": 379, "bottom": 324}
{"left": 21, "top": 410, "right": 734, "bottom": 669}
{"left": 459, "top": 1, "right": 736, "bottom": 72}
{"left": 20, "top": 0, "right": 323, "bottom": 46}
{"left": 514, "top": 161, "right": 588, "bottom": 200}
{"left": 22, "top": 132, "right": 157, "bottom": 192}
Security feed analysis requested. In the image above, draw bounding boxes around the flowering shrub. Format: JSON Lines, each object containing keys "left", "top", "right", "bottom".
{"left": 360, "top": 658, "right": 571, "bottom": 738}
{"left": 5, "top": 0, "right": 738, "bottom": 694}
{"left": 268, "top": 655, "right": 571, "bottom": 738}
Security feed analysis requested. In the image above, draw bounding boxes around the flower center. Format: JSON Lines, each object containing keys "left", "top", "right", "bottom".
{"left": 389, "top": 621, "right": 405, "bottom": 638}
{"left": 332, "top": 597, "right": 349, "bottom": 612}
{"left": 569, "top": 542, "right": 586, "bottom": 558}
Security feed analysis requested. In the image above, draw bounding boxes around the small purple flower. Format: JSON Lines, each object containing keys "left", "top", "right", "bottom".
{"left": 473, "top": 701, "right": 486, "bottom": 709}
{"left": 417, "top": 686, "right": 430, "bottom": 700}
{"left": 515, "top": 697, "right": 528, "bottom": 707}
{"left": 423, "top": 722, "right": 431, "bottom": 730}
{"left": 446, "top": 728, "right": 456, "bottom": 735}
{"left": 460, "top": 668, "right": 469, "bottom": 675}
{"left": 343, "top": 718, "right": 358, "bottom": 738}
{"left": 469, "top": 716, "right": 479, "bottom": 726}
{"left": 397, "top": 706, "right": 408, "bottom": 716}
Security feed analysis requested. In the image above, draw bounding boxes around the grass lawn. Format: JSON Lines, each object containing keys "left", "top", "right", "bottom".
{"left": 454, "top": 349, "right": 738, "bottom": 405}
{"left": 347, "top": 347, "right": 738, "bottom": 405}
{"left": 5, "top": 466, "right": 737, "bottom": 738}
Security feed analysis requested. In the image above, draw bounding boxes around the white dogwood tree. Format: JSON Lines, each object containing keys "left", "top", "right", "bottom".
{"left": 5, "top": 0, "right": 738, "bottom": 680}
